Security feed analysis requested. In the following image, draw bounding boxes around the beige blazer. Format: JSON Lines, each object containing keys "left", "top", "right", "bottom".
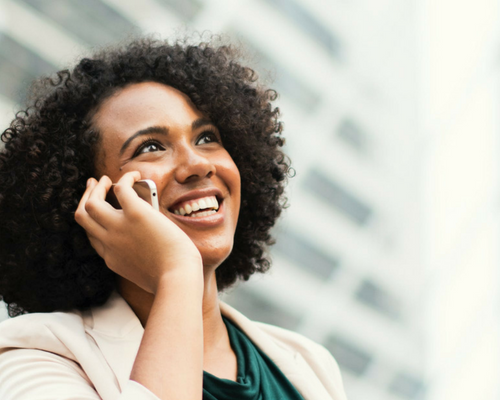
{"left": 0, "top": 291, "right": 347, "bottom": 400}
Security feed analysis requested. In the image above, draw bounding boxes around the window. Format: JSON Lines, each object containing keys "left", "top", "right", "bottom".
{"left": 355, "top": 279, "right": 401, "bottom": 320}
{"left": 323, "top": 334, "right": 373, "bottom": 376}
{"left": 20, "top": 0, "right": 139, "bottom": 46}
{"left": 263, "top": 0, "right": 341, "bottom": 58}
{"left": 273, "top": 229, "right": 339, "bottom": 280}
{"left": 337, "top": 118, "right": 368, "bottom": 153}
{"left": 304, "top": 169, "right": 373, "bottom": 226}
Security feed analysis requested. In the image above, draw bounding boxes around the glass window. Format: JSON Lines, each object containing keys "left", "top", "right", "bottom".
{"left": 323, "top": 334, "right": 373, "bottom": 376}
{"left": 337, "top": 118, "right": 368, "bottom": 153}
{"left": 355, "top": 279, "right": 401, "bottom": 320}
{"left": 388, "top": 372, "right": 425, "bottom": 399}
{"left": 273, "top": 229, "right": 339, "bottom": 280}
{"left": 263, "top": 0, "right": 341, "bottom": 58}
{"left": 304, "top": 169, "right": 373, "bottom": 226}
{"left": 19, "top": 0, "right": 139, "bottom": 46}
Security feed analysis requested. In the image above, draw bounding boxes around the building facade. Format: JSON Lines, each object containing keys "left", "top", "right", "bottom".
{"left": 0, "top": 1, "right": 426, "bottom": 399}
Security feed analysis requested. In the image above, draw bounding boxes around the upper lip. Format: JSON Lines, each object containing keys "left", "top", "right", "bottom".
{"left": 168, "top": 187, "right": 224, "bottom": 211}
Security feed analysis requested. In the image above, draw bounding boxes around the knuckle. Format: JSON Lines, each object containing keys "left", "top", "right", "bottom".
{"left": 128, "top": 209, "right": 143, "bottom": 221}
{"left": 74, "top": 209, "right": 84, "bottom": 222}
{"left": 113, "top": 184, "right": 125, "bottom": 196}
{"left": 121, "top": 170, "right": 141, "bottom": 182}
{"left": 85, "top": 199, "right": 98, "bottom": 214}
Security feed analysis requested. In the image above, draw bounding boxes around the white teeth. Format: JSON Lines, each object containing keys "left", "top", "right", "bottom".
{"left": 189, "top": 210, "right": 217, "bottom": 218}
{"left": 172, "top": 196, "right": 220, "bottom": 215}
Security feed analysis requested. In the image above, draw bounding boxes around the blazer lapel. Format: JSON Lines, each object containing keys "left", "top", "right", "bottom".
{"left": 220, "top": 302, "right": 334, "bottom": 400}
{"left": 83, "top": 291, "right": 144, "bottom": 392}
{"left": 83, "top": 293, "right": 334, "bottom": 400}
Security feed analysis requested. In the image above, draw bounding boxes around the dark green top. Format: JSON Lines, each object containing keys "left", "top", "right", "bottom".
{"left": 202, "top": 317, "right": 305, "bottom": 400}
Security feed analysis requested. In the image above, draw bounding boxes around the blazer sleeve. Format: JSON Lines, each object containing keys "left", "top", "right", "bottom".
{"left": 0, "top": 348, "right": 160, "bottom": 400}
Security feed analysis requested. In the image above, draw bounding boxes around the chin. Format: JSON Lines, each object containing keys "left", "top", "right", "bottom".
{"left": 198, "top": 244, "right": 233, "bottom": 270}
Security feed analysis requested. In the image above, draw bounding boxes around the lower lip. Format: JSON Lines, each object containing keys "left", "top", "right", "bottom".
{"left": 169, "top": 200, "right": 225, "bottom": 228}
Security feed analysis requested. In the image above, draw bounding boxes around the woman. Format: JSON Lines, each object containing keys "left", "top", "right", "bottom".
{"left": 0, "top": 37, "right": 347, "bottom": 400}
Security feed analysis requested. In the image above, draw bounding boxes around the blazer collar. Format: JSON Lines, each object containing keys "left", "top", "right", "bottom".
{"left": 219, "top": 302, "right": 334, "bottom": 400}
{"left": 83, "top": 291, "right": 144, "bottom": 392}
{"left": 84, "top": 291, "right": 332, "bottom": 399}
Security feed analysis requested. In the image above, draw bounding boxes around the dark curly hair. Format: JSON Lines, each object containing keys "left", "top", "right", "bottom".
{"left": 0, "top": 36, "right": 290, "bottom": 317}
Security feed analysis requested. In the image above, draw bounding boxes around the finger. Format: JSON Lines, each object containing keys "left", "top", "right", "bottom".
{"left": 88, "top": 175, "right": 113, "bottom": 202}
{"left": 84, "top": 175, "right": 118, "bottom": 226}
{"left": 76, "top": 177, "right": 97, "bottom": 216}
{"left": 113, "top": 171, "right": 151, "bottom": 213}
{"left": 87, "top": 234, "right": 105, "bottom": 259}
{"left": 75, "top": 178, "right": 108, "bottom": 235}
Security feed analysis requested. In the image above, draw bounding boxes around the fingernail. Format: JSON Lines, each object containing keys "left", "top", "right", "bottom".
{"left": 87, "top": 179, "right": 91, "bottom": 187}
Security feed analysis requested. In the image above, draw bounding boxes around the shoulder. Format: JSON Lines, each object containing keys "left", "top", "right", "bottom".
{"left": 254, "top": 321, "right": 344, "bottom": 385}
{"left": 0, "top": 306, "right": 156, "bottom": 400}
{"left": 220, "top": 301, "right": 336, "bottom": 370}
{"left": 254, "top": 321, "right": 330, "bottom": 356}
{"left": 0, "top": 294, "right": 146, "bottom": 399}
{"left": 220, "top": 301, "right": 347, "bottom": 400}
{"left": 0, "top": 310, "right": 88, "bottom": 360}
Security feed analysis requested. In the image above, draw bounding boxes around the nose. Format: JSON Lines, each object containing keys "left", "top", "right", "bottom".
{"left": 173, "top": 144, "right": 215, "bottom": 184}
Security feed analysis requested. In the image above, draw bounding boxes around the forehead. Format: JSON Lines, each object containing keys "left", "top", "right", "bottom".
{"left": 92, "top": 82, "right": 204, "bottom": 137}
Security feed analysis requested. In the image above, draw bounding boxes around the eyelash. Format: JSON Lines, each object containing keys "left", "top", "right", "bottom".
{"left": 197, "top": 128, "right": 221, "bottom": 145}
{"left": 133, "top": 137, "right": 165, "bottom": 158}
{"left": 132, "top": 130, "right": 221, "bottom": 158}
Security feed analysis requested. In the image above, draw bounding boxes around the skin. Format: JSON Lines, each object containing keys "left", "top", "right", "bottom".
{"left": 75, "top": 82, "right": 241, "bottom": 399}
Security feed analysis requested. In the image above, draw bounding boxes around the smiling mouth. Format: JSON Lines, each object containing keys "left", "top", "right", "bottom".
{"left": 169, "top": 195, "right": 222, "bottom": 218}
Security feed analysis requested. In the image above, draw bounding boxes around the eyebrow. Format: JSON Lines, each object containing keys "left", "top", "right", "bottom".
{"left": 119, "top": 126, "right": 168, "bottom": 156}
{"left": 192, "top": 118, "right": 214, "bottom": 130}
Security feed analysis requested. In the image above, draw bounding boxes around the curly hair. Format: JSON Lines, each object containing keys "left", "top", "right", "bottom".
{"left": 0, "top": 37, "right": 290, "bottom": 317}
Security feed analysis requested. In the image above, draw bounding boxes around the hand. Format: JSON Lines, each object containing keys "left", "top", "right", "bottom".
{"left": 75, "top": 171, "right": 203, "bottom": 294}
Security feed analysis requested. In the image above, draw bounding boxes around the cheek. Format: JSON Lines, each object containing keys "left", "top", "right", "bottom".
{"left": 220, "top": 159, "right": 241, "bottom": 219}
{"left": 218, "top": 158, "right": 240, "bottom": 195}
{"left": 120, "top": 163, "right": 173, "bottom": 187}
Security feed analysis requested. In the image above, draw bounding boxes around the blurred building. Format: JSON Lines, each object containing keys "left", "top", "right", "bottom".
{"left": 0, "top": 1, "right": 425, "bottom": 399}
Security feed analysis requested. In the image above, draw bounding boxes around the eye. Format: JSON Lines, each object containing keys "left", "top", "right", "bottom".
{"left": 133, "top": 139, "right": 166, "bottom": 157}
{"left": 196, "top": 130, "right": 221, "bottom": 145}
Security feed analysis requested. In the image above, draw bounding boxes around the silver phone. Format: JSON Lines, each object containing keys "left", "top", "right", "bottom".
{"left": 106, "top": 179, "right": 159, "bottom": 211}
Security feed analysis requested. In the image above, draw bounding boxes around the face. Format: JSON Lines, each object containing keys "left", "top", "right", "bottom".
{"left": 92, "top": 82, "right": 241, "bottom": 268}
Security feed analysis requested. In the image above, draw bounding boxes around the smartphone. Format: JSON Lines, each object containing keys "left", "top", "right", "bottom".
{"left": 106, "top": 179, "right": 159, "bottom": 211}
